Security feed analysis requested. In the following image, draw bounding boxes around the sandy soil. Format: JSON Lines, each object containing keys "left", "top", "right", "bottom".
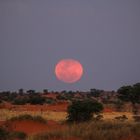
{"left": 5, "top": 120, "right": 65, "bottom": 135}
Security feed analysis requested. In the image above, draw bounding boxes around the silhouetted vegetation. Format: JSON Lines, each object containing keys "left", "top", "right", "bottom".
{"left": 9, "top": 131, "right": 27, "bottom": 139}
{"left": 118, "top": 83, "right": 140, "bottom": 114}
{"left": 9, "top": 114, "right": 47, "bottom": 123}
{"left": 12, "top": 97, "right": 28, "bottom": 105}
{"left": 90, "top": 88, "right": 103, "bottom": 97}
{"left": 0, "top": 127, "right": 27, "bottom": 140}
{"left": 0, "top": 127, "right": 9, "bottom": 140}
{"left": 114, "top": 115, "right": 128, "bottom": 121}
{"left": 133, "top": 115, "right": 140, "bottom": 122}
{"left": 0, "top": 83, "right": 139, "bottom": 114}
{"left": 67, "top": 100, "right": 103, "bottom": 122}
{"left": 45, "top": 97, "right": 56, "bottom": 104}
{"left": 29, "top": 95, "right": 46, "bottom": 105}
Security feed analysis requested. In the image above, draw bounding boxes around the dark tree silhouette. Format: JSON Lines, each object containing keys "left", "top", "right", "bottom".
{"left": 117, "top": 83, "right": 140, "bottom": 114}
{"left": 67, "top": 100, "right": 103, "bottom": 122}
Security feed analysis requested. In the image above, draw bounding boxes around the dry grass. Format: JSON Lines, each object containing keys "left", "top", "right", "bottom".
{"left": 0, "top": 109, "right": 134, "bottom": 122}
{"left": 102, "top": 112, "right": 133, "bottom": 121}
{"left": 0, "top": 109, "right": 139, "bottom": 140}
{"left": 0, "top": 109, "right": 67, "bottom": 121}
{"left": 28, "top": 121, "right": 140, "bottom": 140}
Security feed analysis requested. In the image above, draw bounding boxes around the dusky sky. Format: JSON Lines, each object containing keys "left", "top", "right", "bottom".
{"left": 0, "top": 0, "right": 140, "bottom": 92}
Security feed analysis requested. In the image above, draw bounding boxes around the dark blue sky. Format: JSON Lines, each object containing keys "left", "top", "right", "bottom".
{"left": 0, "top": 0, "right": 140, "bottom": 91}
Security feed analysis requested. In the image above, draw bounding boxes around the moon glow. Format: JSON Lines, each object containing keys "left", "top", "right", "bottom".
{"left": 55, "top": 59, "right": 83, "bottom": 83}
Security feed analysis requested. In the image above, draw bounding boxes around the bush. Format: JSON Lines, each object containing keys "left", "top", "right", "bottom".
{"left": 10, "top": 114, "right": 33, "bottom": 121}
{"left": 33, "top": 116, "right": 47, "bottom": 123}
{"left": 12, "top": 98, "right": 28, "bottom": 105}
{"left": 10, "top": 131, "right": 27, "bottom": 139}
{"left": 29, "top": 96, "right": 46, "bottom": 105}
{"left": 45, "top": 98, "right": 56, "bottom": 104}
{"left": 56, "top": 95, "right": 66, "bottom": 100}
{"left": 115, "top": 115, "right": 128, "bottom": 121}
{"left": 133, "top": 115, "right": 140, "bottom": 122}
{"left": 94, "top": 114, "right": 104, "bottom": 121}
{"left": 67, "top": 100, "right": 103, "bottom": 122}
{"left": 0, "top": 128, "right": 27, "bottom": 140}
{"left": 0, "top": 127, "right": 9, "bottom": 140}
{"left": 9, "top": 114, "right": 47, "bottom": 123}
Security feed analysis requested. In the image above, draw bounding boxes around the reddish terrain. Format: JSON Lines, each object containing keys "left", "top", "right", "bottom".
{"left": 1, "top": 102, "right": 116, "bottom": 113}
{"left": 5, "top": 120, "right": 65, "bottom": 135}
{"left": 0, "top": 102, "right": 68, "bottom": 112}
{"left": 103, "top": 107, "right": 114, "bottom": 112}
{"left": 2, "top": 120, "right": 81, "bottom": 140}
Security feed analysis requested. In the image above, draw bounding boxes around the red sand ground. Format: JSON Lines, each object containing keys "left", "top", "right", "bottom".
{"left": 3, "top": 120, "right": 137, "bottom": 140}
{"left": 0, "top": 102, "right": 137, "bottom": 140}
{"left": 103, "top": 108, "right": 114, "bottom": 112}
{"left": 0, "top": 119, "right": 137, "bottom": 140}
{"left": 6, "top": 120, "right": 65, "bottom": 135}
{"left": 3, "top": 120, "right": 81, "bottom": 140}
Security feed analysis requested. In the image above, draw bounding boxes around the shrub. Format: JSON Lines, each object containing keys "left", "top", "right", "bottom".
{"left": 12, "top": 98, "right": 28, "bottom": 105}
{"left": 45, "top": 98, "right": 55, "bottom": 104}
{"left": 115, "top": 115, "right": 128, "bottom": 121}
{"left": 94, "top": 114, "right": 104, "bottom": 121}
{"left": 33, "top": 116, "right": 47, "bottom": 123}
{"left": 0, "top": 127, "right": 9, "bottom": 140}
{"left": 67, "top": 100, "right": 103, "bottom": 122}
{"left": 10, "top": 131, "right": 27, "bottom": 139}
{"left": 9, "top": 114, "right": 47, "bottom": 123}
{"left": 29, "top": 96, "right": 46, "bottom": 105}
{"left": 10, "top": 114, "right": 33, "bottom": 121}
{"left": 56, "top": 95, "right": 66, "bottom": 100}
{"left": 133, "top": 115, "right": 140, "bottom": 122}
{"left": 90, "top": 88, "right": 103, "bottom": 97}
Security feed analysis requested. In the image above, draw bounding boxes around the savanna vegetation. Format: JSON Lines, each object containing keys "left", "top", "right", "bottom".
{"left": 28, "top": 121, "right": 140, "bottom": 140}
{"left": 0, "top": 83, "right": 140, "bottom": 140}
{"left": 67, "top": 100, "right": 103, "bottom": 122}
{"left": 0, "top": 127, "right": 27, "bottom": 140}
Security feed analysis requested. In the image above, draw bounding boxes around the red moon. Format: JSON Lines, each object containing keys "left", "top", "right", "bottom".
{"left": 55, "top": 59, "right": 83, "bottom": 83}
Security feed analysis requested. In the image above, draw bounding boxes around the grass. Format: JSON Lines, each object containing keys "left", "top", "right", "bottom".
{"left": 0, "top": 109, "right": 67, "bottom": 121}
{"left": 28, "top": 121, "right": 140, "bottom": 140}
{"left": 0, "top": 109, "right": 134, "bottom": 122}
{"left": 0, "top": 109, "right": 139, "bottom": 140}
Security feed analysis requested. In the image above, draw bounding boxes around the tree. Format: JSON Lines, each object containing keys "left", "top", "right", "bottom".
{"left": 117, "top": 83, "right": 140, "bottom": 114}
{"left": 90, "top": 89, "right": 103, "bottom": 97}
{"left": 12, "top": 97, "right": 28, "bottom": 105}
{"left": 27, "top": 90, "right": 35, "bottom": 94}
{"left": 43, "top": 89, "right": 48, "bottom": 94}
{"left": 67, "top": 100, "right": 103, "bottom": 122}
{"left": 18, "top": 89, "right": 24, "bottom": 95}
{"left": 29, "top": 95, "right": 46, "bottom": 105}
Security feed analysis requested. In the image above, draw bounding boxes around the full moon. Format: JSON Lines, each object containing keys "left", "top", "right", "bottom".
{"left": 55, "top": 59, "right": 83, "bottom": 83}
